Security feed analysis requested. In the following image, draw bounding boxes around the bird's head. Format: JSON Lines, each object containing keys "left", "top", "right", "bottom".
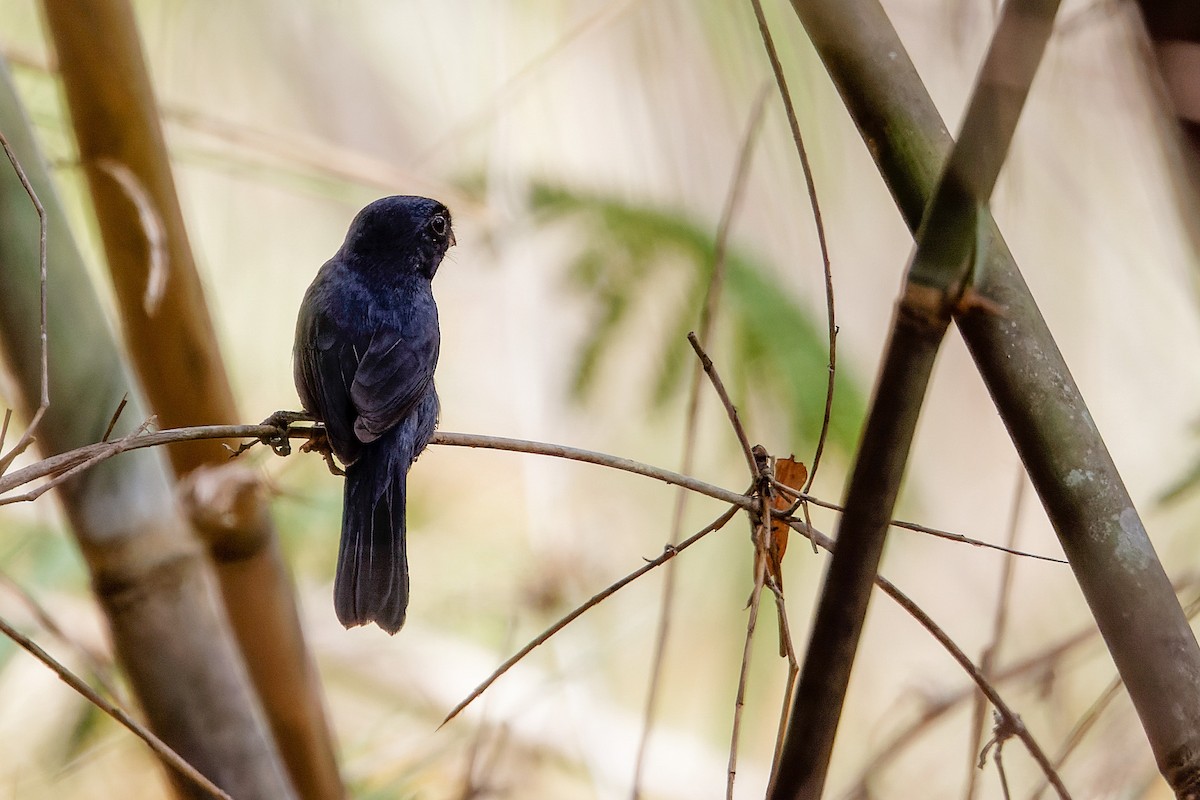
{"left": 342, "top": 195, "right": 455, "bottom": 279}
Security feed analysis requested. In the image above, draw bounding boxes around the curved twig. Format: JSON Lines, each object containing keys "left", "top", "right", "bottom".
{"left": 0, "top": 424, "right": 755, "bottom": 511}
{"left": 748, "top": 0, "right": 837, "bottom": 492}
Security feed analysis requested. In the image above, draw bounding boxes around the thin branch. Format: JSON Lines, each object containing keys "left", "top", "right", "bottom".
{"left": 101, "top": 393, "right": 129, "bottom": 443}
{"left": 687, "top": 332, "right": 756, "bottom": 476}
{"left": 787, "top": 519, "right": 1072, "bottom": 799}
{"left": 769, "top": 597, "right": 801, "bottom": 776}
{"left": 0, "top": 614, "right": 232, "bottom": 800}
{"left": 770, "top": 478, "right": 1065, "bottom": 564}
{"left": 0, "top": 424, "right": 755, "bottom": 510}
{"left": 729, "top": 546, "right": 769, "bottom": 799}
{"left": 433, "top": 431, "right": 754, "bottom": 509}
{"left": 966, "top": 471, "right": 1027, "bottom": 800}
{"left": 441, "top": 504, "right": 743, "bottom": 727}
{"left": 885, "top": 516, "right": 1060, "bottom": 564}
{"left": 0, "top": 420, "right": 1063, "bottom": 564}
{"left": 0, "top": 416, "right": 158, "bottom": 506}
{"left": 633, "top": 88, "right": 770, "bottom": 799}
{"left": 748, "top": 0, "right": 837, "bottom": 492}
{"left": 980, "top": 711, "right": 1016, "bottom": 800}
{"left": 0, "top": 129, "right": 48, "bottom": 477}
{"left": 848, "top": 609, "right": 1123, "bottom": 795}
{"left": 0, "top": 412, "right": 1067, "bottom": 794}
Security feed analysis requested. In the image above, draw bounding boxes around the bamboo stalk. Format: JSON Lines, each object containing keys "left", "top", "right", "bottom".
{"left": 772, "top": 2, "right": 1060, "bottom": 795}
{"left": 778, "top": 0, "right": 1200, "bottom": 796}
{"left": 0, "top": 58, "right": 296, "bottom": 800}
{"left": 38, "top": 3, "right": 343, "bottom": 797}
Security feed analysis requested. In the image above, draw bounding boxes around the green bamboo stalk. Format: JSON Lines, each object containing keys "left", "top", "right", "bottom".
{"left": 777, "top": 0, "right": 1200, "bottom": 797}
{"left": 0, "top": 59, "right": 297, "bottom": 800}
{"left": 38, "top": 3, "right": 344, "bottom": 797}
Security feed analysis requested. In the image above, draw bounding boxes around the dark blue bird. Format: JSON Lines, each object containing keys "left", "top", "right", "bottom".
{"left": 293, "top": 196, "right": 453, "bottom": 634}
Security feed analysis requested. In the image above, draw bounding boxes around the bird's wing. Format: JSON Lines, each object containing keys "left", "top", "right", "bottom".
{"left": 295, "top": 297, "right": 367, "bottom": 464}
{"left": 349, "top": 303, "right": 439, "bottom": 443}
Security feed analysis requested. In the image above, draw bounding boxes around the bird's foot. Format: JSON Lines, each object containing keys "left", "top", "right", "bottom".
{"left": 299, "top": 431, "right": 346, "bottom": 476}
{"left": 229, "top": 410, "right": 314, "bottom": 459}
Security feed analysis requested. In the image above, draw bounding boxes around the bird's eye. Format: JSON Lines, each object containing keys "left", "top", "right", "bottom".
{"left": 429, "top": 214, "right": 448, "bottom": 238}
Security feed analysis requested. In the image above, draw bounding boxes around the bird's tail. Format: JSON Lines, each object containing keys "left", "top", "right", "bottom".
{"left": 335, "top": 428, "right": 411, "bottom": 634}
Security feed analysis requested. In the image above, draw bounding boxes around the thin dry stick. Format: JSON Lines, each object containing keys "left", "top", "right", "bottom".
{"left": 0, "top": 614, "right": 231, "bottom": 800}
{"left": 748, "top": 0, "right": 837, "bottom": 492}
{"left": 0, "top": 425, "right": 754, "bottom": 510}
{"left": 729, "top": 542, "right": 769, "bottom": 799}
{"left": 686, "top": 333, "right": 756, "bottom": 474}
{"left": 732, "top": 491, "right": 805, "bottom": 797}
{"left": 101, "top": 393, "right": 129, "bottom": 443}
{"left": 788, "top": 519, "right": 1072, "bottom": 799}
{"left": 0, "top": 129, "right": 48, "bottom": 477}
{"left": 771, "top": 478, "right": 1063, "bottom": 563}
{"left": 966, "top": 471, "right": 1027, "bottom": 800}
{"left": 769, "top": 594, "right": 801, "bottom": 773}
{"left": 0, "top": 415, "right": 157, "bottom": 506}
{"left": 633, "top": 86, "right": 770, "bottom": 799}
{"left": 980, "top": 713, "right": 1015, "bottom": 800}
{"left": 2, "top": 419, "right": 1061, "bottom": 562}
{"left": 441, "top": 504, "right": 743, "bottom": 727}
{"left": 0, "top": 410, "right": 1065, "bottom": 792}
{"left": 686, "top": 336, "right": 799, "bottom": 797}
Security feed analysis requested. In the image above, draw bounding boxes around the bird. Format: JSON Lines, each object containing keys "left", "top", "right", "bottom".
{"left": 293, "top": 195, "right": 454, "bottom": 634}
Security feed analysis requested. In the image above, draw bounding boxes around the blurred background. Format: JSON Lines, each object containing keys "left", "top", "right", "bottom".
{"left": 1, "top": 0, "right": 1199, "bottom": 797}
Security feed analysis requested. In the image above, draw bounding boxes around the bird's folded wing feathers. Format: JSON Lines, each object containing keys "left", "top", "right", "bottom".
{"left": 349, "top": 317, "right": 439, "bottom": 443}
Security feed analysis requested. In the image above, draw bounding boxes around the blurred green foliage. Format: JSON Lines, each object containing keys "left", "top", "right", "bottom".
{"left": 530, "top": 183, "right": 864, "bottom": 457}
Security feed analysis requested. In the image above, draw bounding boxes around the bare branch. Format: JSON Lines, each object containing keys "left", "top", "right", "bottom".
{"left": 769, "top": 478, "right": 1064, "bottom": 564}
{"left": 0, "top": 423, "right": 755, "bottom": 510}
{"left": 687, "top": 332, "right": 756, "bottom": 476}
{"left": 967, "top": 471, "right": 1028, "bottom": 799}
{"left": 787, "top": 520, "right": 1072, "bottom": 799}
{"left": 0, "top": 129, "right": 48, "bottom": 477}
{"left": 728, "top": 550, "right": 768, "bottom": 799}
{"left": 748, "top": 0, "right": 838, "bottom": 492}
{"left": 101, "top": 393, "right": 129, "bottom": 443}
{"left": 0, "top": 613, "right": 232, "bottom": 800}
{"left": 441, "top": 504, "right": 743, "bottom": 727}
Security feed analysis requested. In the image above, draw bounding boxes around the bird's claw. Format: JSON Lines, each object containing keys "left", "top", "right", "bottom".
{"left": 262, "top": 410, "right": 311, "bottom": 457}
{"left": 230, "top": 410, "right": 314, "bottom": 459}
{"left": 300, "top": 433, "right": 346, "bottom": 476}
